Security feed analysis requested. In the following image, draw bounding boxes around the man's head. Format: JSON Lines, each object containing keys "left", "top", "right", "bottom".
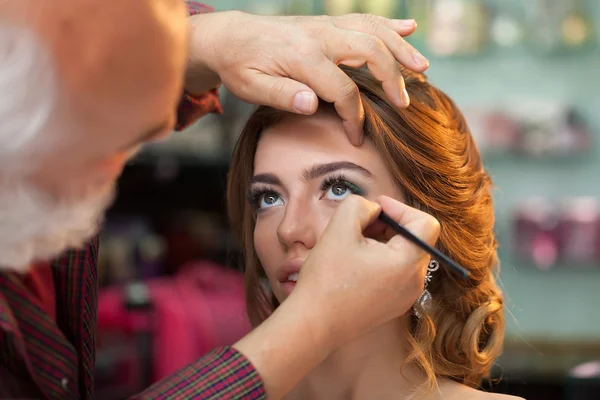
{"left": 0, "top": 0, "right": 189, "bottom": 271}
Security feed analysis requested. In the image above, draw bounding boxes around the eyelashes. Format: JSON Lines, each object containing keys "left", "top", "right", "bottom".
{"left": 247, "top": 185, "right": 277, "bottom": 209}
{"left": 247, "top": 173, "right": 365, "bottom": 212}
{"left": 319, "top": 173, "right": 363, "bottom": 196}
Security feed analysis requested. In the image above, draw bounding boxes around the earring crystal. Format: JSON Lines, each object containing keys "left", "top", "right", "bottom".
{"left": 414, "top": 259, "right": 439, "bottom": 318}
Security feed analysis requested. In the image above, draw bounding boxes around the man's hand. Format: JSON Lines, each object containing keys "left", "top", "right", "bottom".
{"left": 186, "top": 11, "right": 429, "bottom": 144}
{"left": 296, "top": 195, "right": 441, "bottom": 346}
{"left": 233, "top": 195, "right": 440, "bottom": 398}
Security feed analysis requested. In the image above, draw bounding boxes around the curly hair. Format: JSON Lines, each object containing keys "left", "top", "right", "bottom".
{"left": 227, "top": 65, "right": 505, "bottom": 390}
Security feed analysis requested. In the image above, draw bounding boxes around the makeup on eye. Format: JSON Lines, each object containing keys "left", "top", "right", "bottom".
{"left": 320, "top": 174, "right": 364, "bottom": 200}
{"left": 248, "top": 185, "right": 282, "bottom": 211}
{"left": 247, "top": 173, "right": 367, "bottom": 212}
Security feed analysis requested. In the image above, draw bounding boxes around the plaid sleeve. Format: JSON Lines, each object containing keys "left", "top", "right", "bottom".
{"left": 175, "top": 1, "right": 223, "bottom": 131}
{"left": 131, "top": 347, "right": 266, "bottom": 400}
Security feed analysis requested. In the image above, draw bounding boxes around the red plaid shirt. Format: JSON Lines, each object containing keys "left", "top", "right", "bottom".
{"left": 0, "top": 2, "right": 265, "bottom": 399}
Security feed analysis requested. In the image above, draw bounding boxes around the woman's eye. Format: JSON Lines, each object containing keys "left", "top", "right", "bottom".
{"left": 325, "top": 183, "right": 352, "bottom": 200}
{"left": 259, "top": 192, "right": 283, "bottom": 209}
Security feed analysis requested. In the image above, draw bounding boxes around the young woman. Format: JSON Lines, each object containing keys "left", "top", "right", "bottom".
{"left": 227, "top": 66, "right": 521, "bottom": 399}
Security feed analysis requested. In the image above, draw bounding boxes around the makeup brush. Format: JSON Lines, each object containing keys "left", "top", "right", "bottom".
{"left": 378, "top": 211, "right": 471, "bottom": 279}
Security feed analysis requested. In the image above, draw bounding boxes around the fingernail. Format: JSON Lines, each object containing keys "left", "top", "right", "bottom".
{"left": 391, "top": 86, "right": 402, "bottom": 107}
{"left": 396, "top": 19, "right": 416, "bottom": 29}
{"left": 401, "top": 88, "right": 410, "bottom": 107}
{"left": 343, "top": 120, "right": 364, "bottom": 146}
{"left": 413, "top": 50, "right": 429, "bottom": 67}
{"left": 293, "top": 91, "right": 316, "bottom": 114}
{"left": 404, "top": 19, "right": 416, "bottom": 29}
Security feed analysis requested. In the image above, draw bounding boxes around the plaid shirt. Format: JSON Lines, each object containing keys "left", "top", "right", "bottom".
{"left": 0, "top": 2, "right": 265, "bottom": 399}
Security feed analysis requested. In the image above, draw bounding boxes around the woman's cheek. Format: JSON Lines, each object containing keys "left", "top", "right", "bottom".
{"left": 253, "top": 219, "right": 279, "bottom": 282}
{"left": 312, "top": 201, "right": 341, "bottom": 240}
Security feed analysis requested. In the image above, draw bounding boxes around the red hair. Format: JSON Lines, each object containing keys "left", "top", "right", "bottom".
{"left": 227, "top": 66, "right": 504, "bottom": 389}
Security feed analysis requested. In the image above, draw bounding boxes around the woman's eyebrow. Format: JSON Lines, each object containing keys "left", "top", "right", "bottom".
{"left": 302, "top": 161, "right": 373, "bottom": 181}
{"left": 251, "top": 161, "right": 372, "bottom": 186}
{"left": 251, "top": 173, "right": 282, "bottom": 185}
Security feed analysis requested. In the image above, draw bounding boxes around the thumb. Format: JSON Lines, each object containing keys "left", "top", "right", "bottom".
{"left": 325, "top": 195, "right": 382, "bottom": 244}
{"left": 233, "top": 72, "right": 319, "bottom": 115}
{"left": 377, "top": 195, "right": 441, "bottom": 251}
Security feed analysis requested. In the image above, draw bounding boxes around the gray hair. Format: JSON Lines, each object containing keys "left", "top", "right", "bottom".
{"left": 0, "top": 21, "right": 57, "bottom": 172}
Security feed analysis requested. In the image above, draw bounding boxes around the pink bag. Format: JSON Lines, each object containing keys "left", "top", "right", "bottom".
{"left": 96, "top": 262, "right": 251, "bottom": 395}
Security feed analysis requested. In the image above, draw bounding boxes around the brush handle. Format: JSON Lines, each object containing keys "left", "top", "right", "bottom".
{"left": 378, "top": 212, "right": 471, "bottom": 279}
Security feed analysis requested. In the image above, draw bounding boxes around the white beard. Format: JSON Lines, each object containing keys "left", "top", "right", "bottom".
{"left": 0, "top": 22, "right": 120, "bottom": 272}
{"left": 0, "top": 180, "right": 115, "bottom": 273}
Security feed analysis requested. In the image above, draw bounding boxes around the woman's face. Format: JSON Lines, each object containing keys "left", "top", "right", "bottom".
{"left": 252, "top": 111, "right": 404, "bottom": 303}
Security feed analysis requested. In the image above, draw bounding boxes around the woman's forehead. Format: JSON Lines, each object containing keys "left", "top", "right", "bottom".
{"left": 252, "top": 112, "right": 393, "bottom": 183}
{"left": 256, "top": 114, "right": 361, "bottom": 164}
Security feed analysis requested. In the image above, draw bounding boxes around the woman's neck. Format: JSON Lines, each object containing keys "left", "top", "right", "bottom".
{"left": 288, "top": 318, "right": 426, "bottom": 400}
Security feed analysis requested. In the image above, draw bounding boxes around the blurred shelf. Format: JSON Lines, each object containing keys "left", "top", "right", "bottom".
{"left": 482, "top": 151, "right": 596, "bottom": 165}
{"left": 502, "top": 251, "right": 600, "bottom": 271}
{"left": 506, "top": 261, "right": 600, "bottom": 271}
{"left": 496, "top": 337, "right": 600, "bottom": 379}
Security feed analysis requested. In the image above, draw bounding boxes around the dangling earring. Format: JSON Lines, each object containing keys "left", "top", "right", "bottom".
{"left": 414, "top": 259, "right": 440, "bottom": 318}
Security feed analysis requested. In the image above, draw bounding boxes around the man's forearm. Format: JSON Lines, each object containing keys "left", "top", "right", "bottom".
{"left": 184, "top": 12, "right": 222, "bottom": 96}
{"left": 232, "top": 292, "right": 334, "bottom": 399}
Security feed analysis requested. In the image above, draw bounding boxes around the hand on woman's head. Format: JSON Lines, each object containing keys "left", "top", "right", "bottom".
{"left": 188, "top": 11, "right": 429, "bottom": 144}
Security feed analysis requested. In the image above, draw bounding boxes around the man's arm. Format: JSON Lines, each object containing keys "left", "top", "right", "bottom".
{"left": 174, "top": 1, "right": 223, "bottom": 131}
{"left": 131, "top": 347, "right": 264, "bottom": 399}
{"left": 130, "top": 289, "right": 332, "bottom": 400}
{"left": 175, "top": 87, "right": 222, "bottom": 131}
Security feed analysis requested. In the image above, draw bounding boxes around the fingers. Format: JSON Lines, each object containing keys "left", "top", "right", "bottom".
{"left": 338, "top": 16, "right": 419, "bottom": 37}
{"left": 236, "top": 61, "right": 366, "bottom": 144}
{"left": 326, "top": 29, "right": 408, "bottom": 109}
{"left": 386, "top": 18, "right": 418, "bottom": 36}
{"left": 376, "top": 195, "right": 441, "bottom": 249}
{"left": 334, "top": 15, "right": 429, "bottom": 73}
{"left": 300, "top": 58, "right": 366, "bottom": 144}
{"left": 325, "top": 195, "right": 381, "bottom": 243}
{"left": 238, "top": 61, "right": 365, "bottom": 144}
{"left": 233, "top": 70, "right": 319, "bottom": 114}
{"left": 330, "top": 14, "right": 430, "bottom": 110}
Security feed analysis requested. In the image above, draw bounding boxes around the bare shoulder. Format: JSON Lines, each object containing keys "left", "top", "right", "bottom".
{"left": 437, "top": 380, "right": 525, "bottom": 400}
{"left": 469, "top": 393, "right": 525, "bottom": 400}
{"left": 460, "top": 387, "right": 525, "bottom": 400}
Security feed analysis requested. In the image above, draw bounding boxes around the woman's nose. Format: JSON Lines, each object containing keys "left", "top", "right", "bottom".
{"left": 276, "top": 200, "right": 317, "bottom": 250}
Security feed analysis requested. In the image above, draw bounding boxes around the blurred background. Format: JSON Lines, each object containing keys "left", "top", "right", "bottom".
{"left": 94, "top": 0, "right": 600, "bottom": 399}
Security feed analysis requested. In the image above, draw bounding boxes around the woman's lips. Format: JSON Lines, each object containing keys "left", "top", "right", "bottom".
{"left": 281, "top": 284, "right": 296, "bottom": 297}
{"left": 278, "top": 263, "right": 302, "bottom": 296}
{"left": 280, "top": 272, "right": 300, "bottom": 295}
{"left": 276, "top": 259, "right": 304, "bottom": 282}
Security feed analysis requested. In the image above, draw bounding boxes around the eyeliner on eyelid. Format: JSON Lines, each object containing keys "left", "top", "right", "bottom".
{"left": 247, "top": 174, "right": 366, "bottom": 211}
{"left": 320, "top": 174, "right": 366, "bottom": 196}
